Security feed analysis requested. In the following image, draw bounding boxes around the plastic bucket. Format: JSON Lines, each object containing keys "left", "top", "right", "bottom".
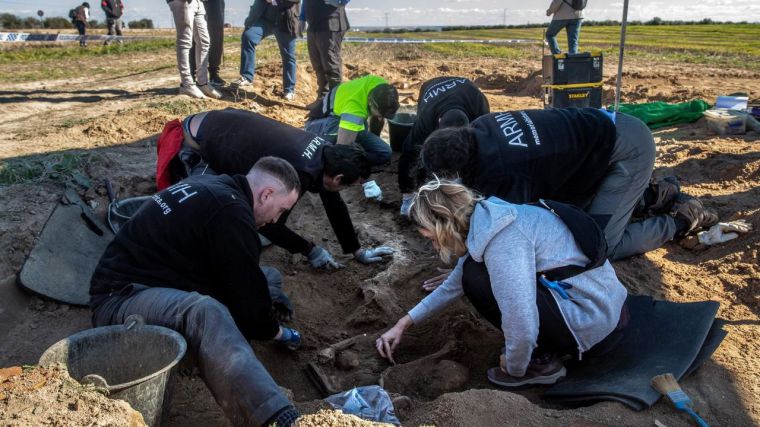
{"left": 703, "top": 109, "right": 747, "bottom": 136}
{"left": 387, "top": 113, "right": 416, "bottom": 153}
{"left": 39, "top": 316, "right": 187, "bottom": 426}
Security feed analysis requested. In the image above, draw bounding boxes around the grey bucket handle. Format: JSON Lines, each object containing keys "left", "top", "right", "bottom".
{"left": 124, "top": 314, "right": 145, "bottom": 331}
{"left": 81, "top": 373, "right": 110, "bottom": 394}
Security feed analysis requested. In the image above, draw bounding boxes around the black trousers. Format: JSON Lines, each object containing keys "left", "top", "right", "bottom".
{"left": 462, "top": 256, "right": 578, "bottom": 357}
{"left": 190, "top": 0, "right": 225, "bottom": 76}
{"left": 397, "top": 135, "right": 423, "bottom": 194}
{"left": 75, "top": 21, "right": 86, "bottom": 46}
{"left": 307, "top": 29, "right": 345, "bottom": 98}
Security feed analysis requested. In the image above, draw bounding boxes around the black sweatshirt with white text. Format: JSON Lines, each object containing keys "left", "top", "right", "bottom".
{"left": 197, "top": 108, "right": 360, "bottom": 254}
{"left": 90, "top": 174, "right": 279, "bottom": 341}
{"left": 468, "top": 108, "right": 616, "bottom": 205}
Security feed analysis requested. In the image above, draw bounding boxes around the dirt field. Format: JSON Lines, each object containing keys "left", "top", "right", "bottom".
{"left": 0, "top": 40, "right": 759, "bottom": 426}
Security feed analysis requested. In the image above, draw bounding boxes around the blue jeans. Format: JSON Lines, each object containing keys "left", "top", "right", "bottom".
{"left": 304, "top": 116, "right": 392, "bottom": 166}
{"left": 240, "top": 18, "right": 297, "bottom": 93}
{"left": 546, "top": 18, "right": 582, "bottom": 54}
{"left": 90, "top": 267, "right": 291, "bottom": 426}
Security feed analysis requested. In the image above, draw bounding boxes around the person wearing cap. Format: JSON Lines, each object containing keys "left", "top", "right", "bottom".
{"left": 171, "top": 108, "right": 395, "bottom": 269}
{"left": 304, "top": 74, "right": 399, "bottom": 200}
{"left": 398, "top": 76, "right": 490, "bottom": 216}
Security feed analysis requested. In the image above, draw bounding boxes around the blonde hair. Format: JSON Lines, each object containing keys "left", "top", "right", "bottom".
{"left": 410, "top": 178, "right": 482, "bottom": 263}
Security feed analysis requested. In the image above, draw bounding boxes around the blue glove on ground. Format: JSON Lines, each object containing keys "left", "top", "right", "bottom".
{"left": 400, "top": 194, "right": 414, "bottom": 217}
{"left": 307, "top": 245, "right": 345, "bottom": 270}
{"left": 363, "top": 180, "right": 383, "bottom": 201}
{"left": 276, "top": 326, "right": 302, "bottom": 351}
{"left": 355, "top": 246, "right": 395, "bottom": 264}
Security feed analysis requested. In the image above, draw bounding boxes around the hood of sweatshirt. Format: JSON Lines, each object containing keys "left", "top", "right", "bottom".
{"left": 466, "top": 197, "right": 518, "bottom": 262}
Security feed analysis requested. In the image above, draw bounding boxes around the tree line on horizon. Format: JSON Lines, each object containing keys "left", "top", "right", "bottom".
{"left": 0, "top": 13, "right": 153, "bottom": 30}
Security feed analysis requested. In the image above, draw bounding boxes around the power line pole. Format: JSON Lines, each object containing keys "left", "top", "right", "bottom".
{"left": 503, "top": 8, "right": 507, "bottom": 27}
{"left": 384, "top": 12, "right": 389, "bottom": 28}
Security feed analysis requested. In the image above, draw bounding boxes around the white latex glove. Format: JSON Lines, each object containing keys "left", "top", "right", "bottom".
{"left": 363, "top": 180, "right": 383, "bottom": 201}
{"left": 697, "top": 220, "right": 752, "bottom": 245}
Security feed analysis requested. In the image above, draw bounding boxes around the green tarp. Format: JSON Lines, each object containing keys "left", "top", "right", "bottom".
{"left": 612, "top": 100, "right": 712, "bottom": 129}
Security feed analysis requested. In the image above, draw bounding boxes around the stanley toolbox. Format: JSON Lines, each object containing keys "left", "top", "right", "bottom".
{"left": 542, "top": 51, "right": 604, "bottom": 109}
{"left": 544, "top": 82, "right": 603, "bottom": 109}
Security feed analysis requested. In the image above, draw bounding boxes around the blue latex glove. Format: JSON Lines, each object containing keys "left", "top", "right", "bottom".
{"left": 399, "top": 194, "right": 414, "bottom": 217}
{"left": 276, "top": 326, "right": 302, "bottom": 351}
{"left": 355, "top": 246, "right": 395, "bottom": 264}
{"left": 307, "top": 245, "right": 345, "bottom": 270}
{"left": 362, "top": 180, "right": 383, "bottom": 201}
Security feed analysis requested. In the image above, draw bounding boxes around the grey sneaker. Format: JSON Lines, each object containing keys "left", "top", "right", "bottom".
{"left": 179, "top": 84, "right": 206, "bottom": 99}
{"left": 487, "top": 354, "right": 566, "bottom": 388}
{"left": 283, "top": 91, "right": 296, "bottom": 101}
{"left": 198, "top": 84, "right": 222, "bottom": 99}
{"left": 673, "top": 194, "right": 719, "bottom": 234}
{"left": 231, "top": 77, "right": 252, "bottom": 88}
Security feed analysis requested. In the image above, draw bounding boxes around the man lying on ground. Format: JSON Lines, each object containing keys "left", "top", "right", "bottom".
{"left": 377, "top": 180, "right": 628, "bottom": 388}
{"left": 419, "top": 107, "right": 717, "bottom": 268}
{"left": 173, "top": 108, "right": 394, "bottom": 269}
{"left": 305, "top": 74, "right": 399, "bottom": 201}
{"left": 398, "top": 76, "right": 490, "bottom": 216}
{"left": 90, "top": 157, "right": 303, "bottom": 427}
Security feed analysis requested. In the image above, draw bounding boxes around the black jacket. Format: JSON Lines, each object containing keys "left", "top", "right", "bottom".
{"left": 90, "top": 175, "right": 280, "bottom": 341}
{"left": 467, "top": 108, "right": 616, "bottom": 205}
{"left": 303, "top": 0, "right": 349, "bottom": 32}
{"left": 196, "top": 108, "right": 361, "bottom": 254}
{"left": 245, "top": 0, "right": 301, "bottom": 37}
{"left": 405, "top": 76, "right": 490, "bottom": 151}
{"left": 101, "top": 0, "right": 124, "bottom": 18}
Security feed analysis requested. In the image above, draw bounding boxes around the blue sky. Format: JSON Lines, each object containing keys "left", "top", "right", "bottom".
{"left": 1, "top": 0, "right": 758, "bottom": 28}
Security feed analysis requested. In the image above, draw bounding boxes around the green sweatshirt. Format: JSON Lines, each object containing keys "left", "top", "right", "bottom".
{"left": 332, "top": 75, "right": 388, "bottom": 132}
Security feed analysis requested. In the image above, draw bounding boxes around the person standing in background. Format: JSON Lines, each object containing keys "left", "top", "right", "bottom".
{"left": 70, "top": 2, "right": 90, "bottom": 47}
{"left": 545, "top": 0, "right": 584, "bottom": 55}
{"left": 190, "top": 0, "right": 226, "bottom": 87}
{"left": 101, "top": 0, "right": 125, "bottom": 45}
{"left": 301, "top": 0, "right": 350, "bottom": 105}
{"left": 167, "top": 0, "right": 223, "bottom": 99}
{"left": 232, "top": 0, "right": 301, "bottom": 101}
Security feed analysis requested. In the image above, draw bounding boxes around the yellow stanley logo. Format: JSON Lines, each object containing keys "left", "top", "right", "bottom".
{"left": 568, "top": 92, "right": 589, "bottom": 99}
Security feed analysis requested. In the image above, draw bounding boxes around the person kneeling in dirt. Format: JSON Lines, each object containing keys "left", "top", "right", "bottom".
{"left": 419, "top": 108, "right": 718, "bottom": 264}
{"left": 398, "top": 76, "right": 490, "bottom": 216}
{"left": 377, "top": 180, "right": 629, "bottom": 387}
{"left": 90, "top": 157, "right": 303, "bottom": 427}
{"left": 169, "top": 108, "right": 394, "bottom": 269}
{"left": 304, "top": 74, "right": 399, "bottom": 201}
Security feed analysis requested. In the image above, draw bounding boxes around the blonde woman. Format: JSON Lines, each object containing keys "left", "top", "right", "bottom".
{"left": 376, "top": 180, "right": 629, "bottom": 387}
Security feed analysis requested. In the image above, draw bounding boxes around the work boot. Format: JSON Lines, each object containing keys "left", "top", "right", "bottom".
{"left": 648, "top": 176, "right": 681, "bottom": 214}
{"left": 179, "top": 84, "right": 206, "bottom": 99}
{"left": 487, "top": 354, "right": 566, "bottom": 388}
{"left": 198, "top": 84, "right": 223, "bottom": 99}
{"left": 209, "top": 74, "right": 226, "bottom": 88}
{"left": 672, "top": 194, "right": 719, "bottom": 235}
{"left": 265, "top": 405, "right": 300, "bottom": 427}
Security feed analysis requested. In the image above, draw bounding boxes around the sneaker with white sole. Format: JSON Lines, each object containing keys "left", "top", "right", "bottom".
{"left": 198, "top": 84, "right": 223, "bottom": 99}
{"left": 179, "top": 84, "right": 206, "bottom": 99}
{"left": 283, "top": 91, "right": 296, "bottom": 101}
{"left": 209, "top": 74, "right": 226, "bottom": 87}
{"left": 231, "top": 77, "right": 252, "bottom": 88}
{"left": 487, "top": 354, "right": 566, "bottom": 388}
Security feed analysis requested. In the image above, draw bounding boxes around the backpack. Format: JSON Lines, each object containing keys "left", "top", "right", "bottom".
{"left": 563, "top": 0, "right": 587, "bottom": 11}
{"left": 68, "top": 8, "right": 77, "bottom": 19}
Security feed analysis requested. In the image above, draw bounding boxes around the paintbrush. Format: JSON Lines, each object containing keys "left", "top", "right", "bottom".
{"left": 651, "top": 373, "right": 709, "bottom": 427}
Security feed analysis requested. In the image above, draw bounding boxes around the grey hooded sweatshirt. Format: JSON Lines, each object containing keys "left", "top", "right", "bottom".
{"left": 408, "top": 197, "right": 627, "bottom": 377}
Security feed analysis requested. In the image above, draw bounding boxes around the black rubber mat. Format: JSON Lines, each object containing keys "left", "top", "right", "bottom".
{"left": 19, "top": 189, "right": 113, "bottom": 306}
{"left": 543, "top": 295, "right": 723, "bottom": 411}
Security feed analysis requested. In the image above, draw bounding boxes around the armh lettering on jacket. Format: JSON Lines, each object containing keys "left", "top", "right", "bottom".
{"left": 493, "top": 111, "right": 541, "bottom": 148}
{"left": 422, "top": 78, "right": 468, "bottom": 104}
{"left": 153, "top": 182, "right": 200, "bottom": 215}
{"left": 302, "top": 136, "right": 326, "bottom": 160}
